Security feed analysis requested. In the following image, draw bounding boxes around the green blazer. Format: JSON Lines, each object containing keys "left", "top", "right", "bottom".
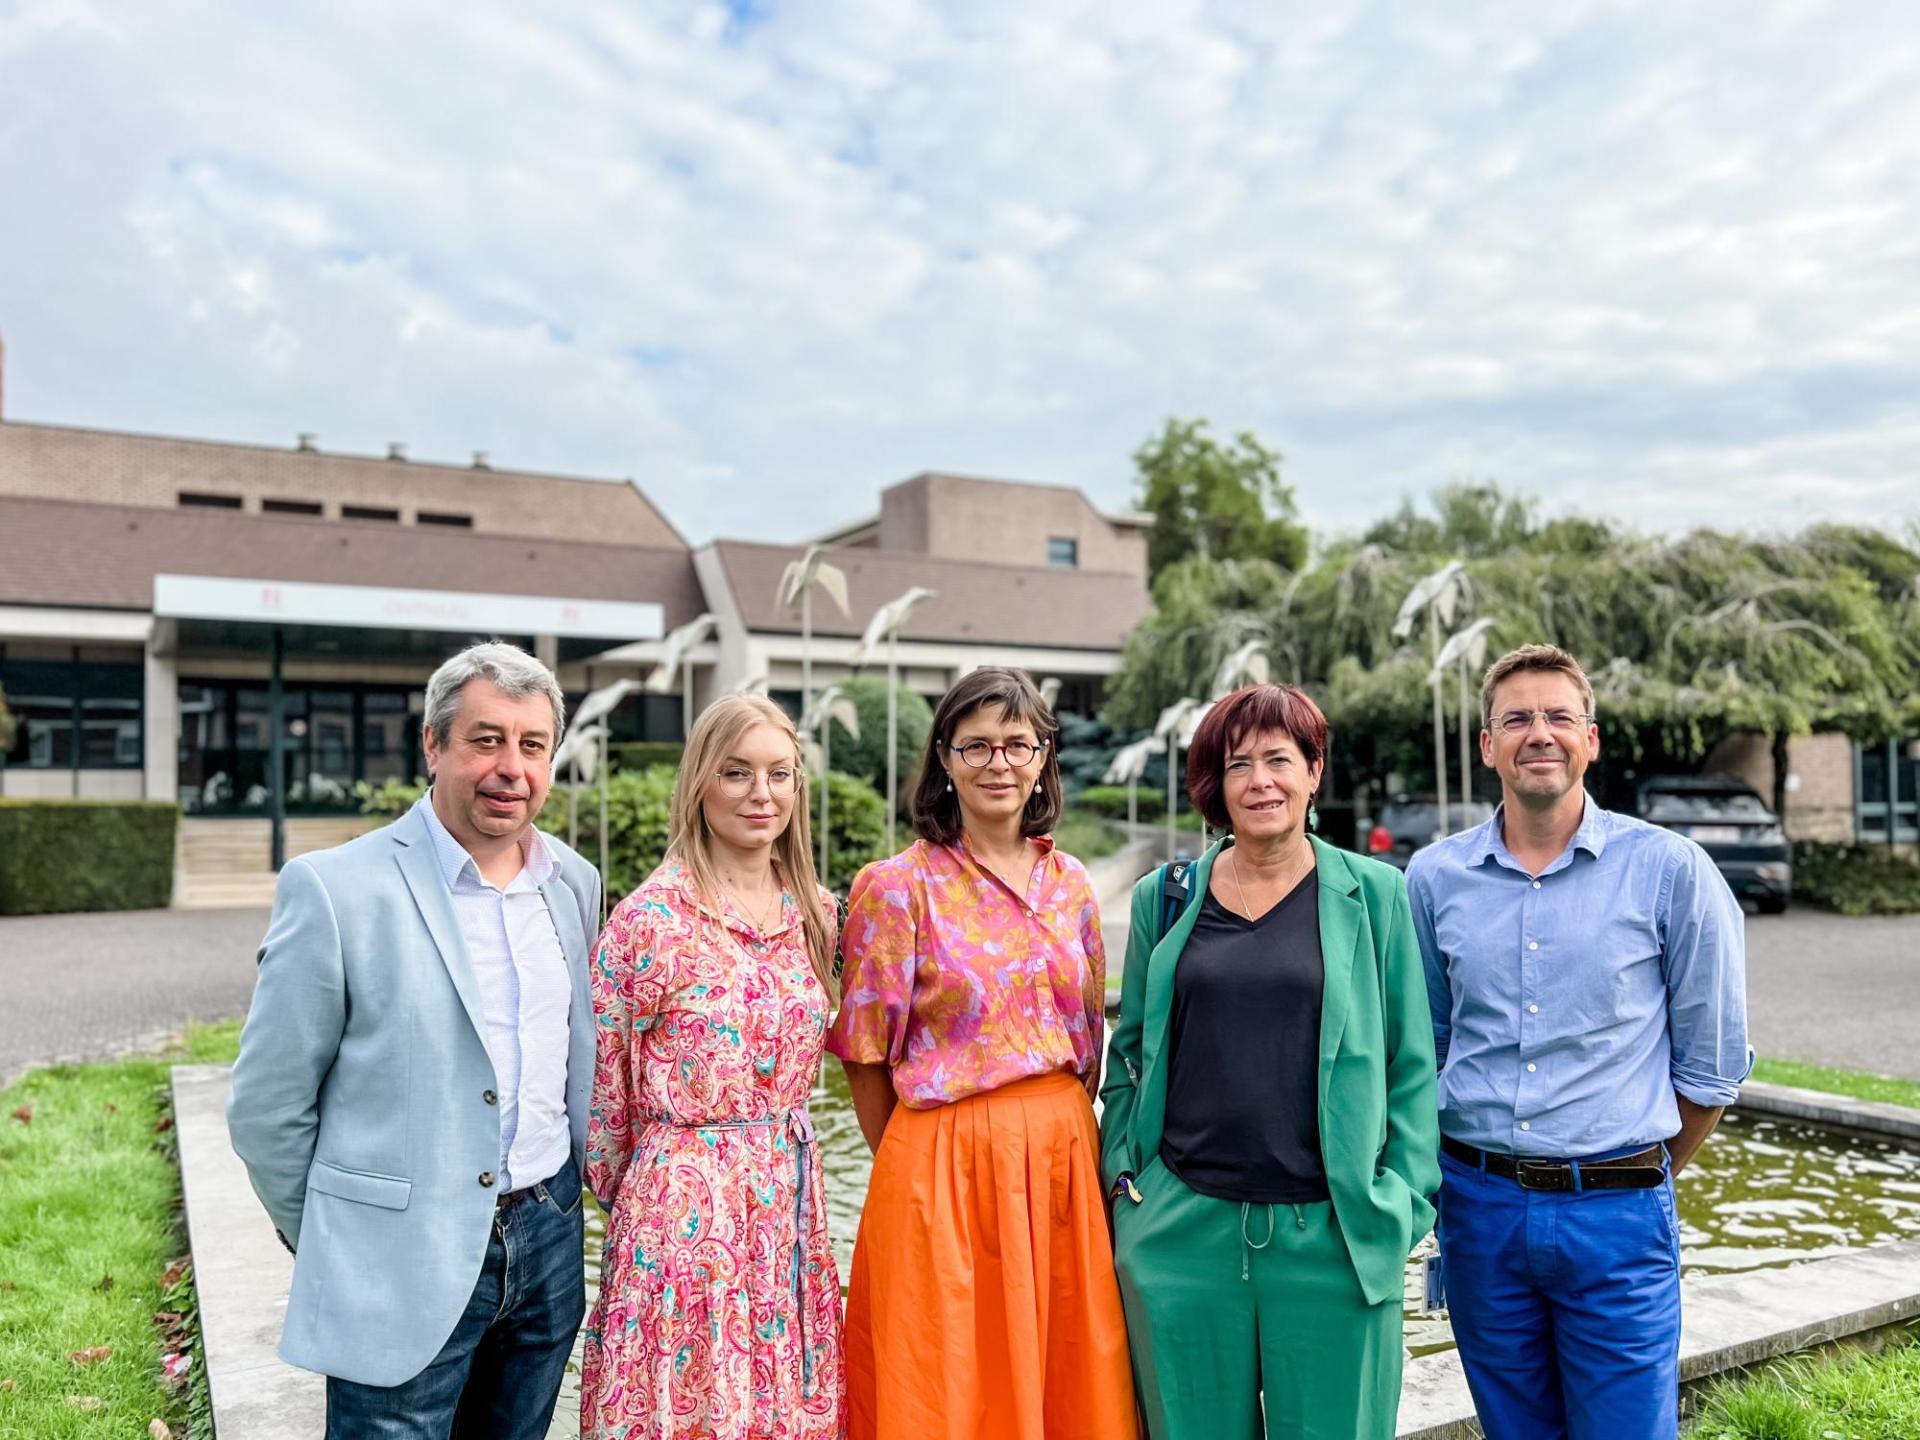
{"left": 1099, "top": 834, "right": 1440, "bottom": 1307}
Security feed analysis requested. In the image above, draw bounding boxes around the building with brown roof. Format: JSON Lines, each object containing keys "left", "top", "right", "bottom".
{"left": 0, "top": 337, "right": 1152, "bottom": 894}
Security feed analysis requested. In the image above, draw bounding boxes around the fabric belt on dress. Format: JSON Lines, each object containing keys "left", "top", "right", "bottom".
{"left": 662, "top": 1107, "right": 819, "bottom": 1394}
{"left": 1442, "top": 1135, "right": 1667, "bottom": 1191}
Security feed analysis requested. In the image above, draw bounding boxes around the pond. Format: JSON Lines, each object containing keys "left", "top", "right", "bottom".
{"left": 557, "top": 1077, "right": 1920, "bottom": 1418}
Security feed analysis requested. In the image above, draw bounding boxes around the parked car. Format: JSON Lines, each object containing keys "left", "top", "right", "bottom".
{"left": 1636, "top": 774, "right": 1792, "bottom": 913}
{"left": 1363, "top": 797, "right": 1496, "bottom": 869}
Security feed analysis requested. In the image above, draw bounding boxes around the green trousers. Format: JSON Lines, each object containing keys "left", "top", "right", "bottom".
{"left": 1112, "top": 1156, "right": 1403, "bottom": 1440}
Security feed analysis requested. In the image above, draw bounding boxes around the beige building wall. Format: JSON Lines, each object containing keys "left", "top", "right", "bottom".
{"left": 0, "top": 421, "right": 682, "bottom": 548}
{"left": 873, "top": 473, "right": 1148, "bottom": 577}
{"left": 1703, "top": 731, "right": 1857, "bottom": 842}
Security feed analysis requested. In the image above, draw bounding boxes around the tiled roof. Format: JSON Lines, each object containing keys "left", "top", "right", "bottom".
{"left": 0, "top": 495, "right": 705, "bottom": 622}
{"left": 710, "top": 540, "right": 1149, "bottom": 651}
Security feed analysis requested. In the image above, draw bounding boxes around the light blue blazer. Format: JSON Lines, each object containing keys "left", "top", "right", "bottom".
{"left": 226, "top": 800, "right": 601, "bottom": 1387}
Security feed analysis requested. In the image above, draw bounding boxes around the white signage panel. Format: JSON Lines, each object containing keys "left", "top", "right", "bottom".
{"left": 154, "top": 574, "right": 664, "bottom": 642}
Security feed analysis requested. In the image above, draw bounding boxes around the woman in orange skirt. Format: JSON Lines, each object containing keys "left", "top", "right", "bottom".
{"left": 828, "top": 666, "right": 1137, "bottom": 1440}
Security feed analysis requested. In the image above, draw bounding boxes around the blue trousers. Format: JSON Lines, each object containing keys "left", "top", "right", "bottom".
{"left": 326, "top": 1155, "right": 587, "bottom": 1440}
{"left": 1437, "top": 1146, "right": 1682, "bottom": 1440}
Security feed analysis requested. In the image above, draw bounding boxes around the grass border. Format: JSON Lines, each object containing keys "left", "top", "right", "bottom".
{"left": 1751, "top": 1057, "right": 1920, "bottom": 1110}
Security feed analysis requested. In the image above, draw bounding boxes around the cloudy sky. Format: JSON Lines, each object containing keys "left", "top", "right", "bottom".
{"left": 3, "top": 0, "right": 1918, "bottom": 547}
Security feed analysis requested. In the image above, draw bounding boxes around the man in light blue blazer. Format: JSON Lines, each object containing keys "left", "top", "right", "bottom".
{"left": 228, "top": 642, "right": 602, "bottom": 1439}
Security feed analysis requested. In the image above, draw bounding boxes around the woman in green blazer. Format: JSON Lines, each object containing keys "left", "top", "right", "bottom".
{"left": 1100, "top": 683, "right": 1439, "bottom": 1440}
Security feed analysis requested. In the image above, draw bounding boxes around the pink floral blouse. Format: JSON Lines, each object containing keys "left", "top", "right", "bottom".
{"left": 826, "top": 836, "right": 1107, "bottom": 1108}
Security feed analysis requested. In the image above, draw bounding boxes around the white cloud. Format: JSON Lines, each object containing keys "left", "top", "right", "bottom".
{"left": 1, "top": 0, "right": 1918, "bottom": 546}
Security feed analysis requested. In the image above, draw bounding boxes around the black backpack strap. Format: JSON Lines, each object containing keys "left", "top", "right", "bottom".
{"left": 1157, "top": 860, "right": 1192, "bottom": 940}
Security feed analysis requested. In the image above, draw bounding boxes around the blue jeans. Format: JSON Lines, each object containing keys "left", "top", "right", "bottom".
{"left": 326, "top": 1155, "right": 587, "bottom": 1440}
{"left": 1437, "top": 1146, "right": 1682, "bottom": 1440}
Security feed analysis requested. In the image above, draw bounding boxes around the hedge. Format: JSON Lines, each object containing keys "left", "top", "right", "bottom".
{"left": 1073, "top": 784, "right": 1168, "bottom": 822}
{"left": 608, "top": 741, "right": 685, "bottom": 773}
{"left": 0, "top": 799, "right": 179, "bottom": 915}
{"left": 1794, "top": 841, "right": 1920, "bottom": 916}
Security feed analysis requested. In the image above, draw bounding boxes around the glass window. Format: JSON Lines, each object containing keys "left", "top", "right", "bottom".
{"left": 1048, "top": 536, "right": 1078, "bottom": 568}
{"left": 1, "top": 659, "right": 76, "bottom": 769}
{"left": 79, "top": 663, "right": 143, "bottom": 769}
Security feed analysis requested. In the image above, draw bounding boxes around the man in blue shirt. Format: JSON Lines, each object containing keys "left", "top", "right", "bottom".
{"left": 1407, "top": 643, "right": 1751, "bottom": 1440}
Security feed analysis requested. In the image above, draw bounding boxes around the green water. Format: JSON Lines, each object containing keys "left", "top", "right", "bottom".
{"left": 560, "top": 1080, "right": 1920, "bottom": 1411}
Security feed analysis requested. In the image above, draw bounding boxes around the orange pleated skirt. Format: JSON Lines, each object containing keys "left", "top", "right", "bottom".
{"left": 843, "top": 1070, "right": 1139, "bottom": 1440}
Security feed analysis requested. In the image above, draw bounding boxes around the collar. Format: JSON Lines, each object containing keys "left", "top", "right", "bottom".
{"left": 1473, "top": 791, "right": 1608, "bottom": 870}
{"left": 418, "top": 791, "right": 555, "bottom": 890}
{"left": 651, "top": 854, "right": 800, "bottom": 939}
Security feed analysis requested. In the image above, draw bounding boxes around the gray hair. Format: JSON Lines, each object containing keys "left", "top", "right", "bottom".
{"left": 424, "top": 642, "right": 567, "bottom": 749}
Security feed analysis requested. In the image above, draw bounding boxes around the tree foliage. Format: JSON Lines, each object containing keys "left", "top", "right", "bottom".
{"left": 825, "top": 676, "right": 933, "bottom": 815}
{"left": 1133, "top": 418, "right": 1308, "bottom": 579}
{"left": 1106, "top": 483, "right": 1920, "bottom": 785}
{"left": 0, "top": 683, "right": 14, "bottom": 754}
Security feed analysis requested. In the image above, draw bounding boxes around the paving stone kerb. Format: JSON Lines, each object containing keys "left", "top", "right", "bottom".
{"left": 176, "top": 1060, "right": 1920, "bottom": 1440}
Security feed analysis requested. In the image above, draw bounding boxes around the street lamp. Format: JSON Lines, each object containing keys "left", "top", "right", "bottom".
{"left": 1430, "top": 617, "right": 1495, "bottom": 832}
{"left": 850, "top": 586, "right": 938, "bottom": 852}
{"left": 1393, "top": 561, "right": 1470, "bottom": 835}
{"left": 780, "top": 547, "right": 850, "bottom": 729}
{"left": 800, "top": 684, "right": 860, "bottom": 881}
{"left": 1103, "top": 735, "right": 1158, "bottom": 829}
{"left": 569, "top": 677, "right": 643, "bottom": 884}
{"left": 1153, "top": 696, "right": 1205, "bottom": 863}
{"left": 643, "top": 612, "right": 718, "bottom": 741}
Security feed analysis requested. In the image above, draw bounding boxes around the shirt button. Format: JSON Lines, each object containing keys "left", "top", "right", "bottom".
{"left": 1528, "top": 941, "right": 1539, "bottom": 951}
{"left": 1526, "top": 1063, "right": 1537, "bottom": 1073}
{"left": 1528, "top": 1004, "right": 1539, "bottom": 1014}
{"left": 483, "top": 1090, "right": 498, "bottom": 1105}
{"left": 1532, "top": 881, "right": 1542, "bottom": 890}
{"left": 1520, "top": 1122, "right": 1531, "bottom": 1132}
{"left": 479, "top": 1171, "right": 496, "bottom": 1188}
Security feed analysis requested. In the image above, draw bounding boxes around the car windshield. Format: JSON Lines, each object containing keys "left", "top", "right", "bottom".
{"left": 1643, "top": 791, "right": 1773, "bottom": 822}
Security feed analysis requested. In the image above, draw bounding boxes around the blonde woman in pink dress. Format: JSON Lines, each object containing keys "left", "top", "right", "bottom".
{"left": 583, "top": 694, "right": 844, "bottom": 1439}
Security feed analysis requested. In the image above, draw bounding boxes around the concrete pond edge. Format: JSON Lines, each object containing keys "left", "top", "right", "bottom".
{"left": 175, "top": 1066, "right": 1920, "bottom": 1439}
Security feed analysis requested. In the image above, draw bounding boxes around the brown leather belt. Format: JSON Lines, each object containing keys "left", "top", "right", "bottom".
{"left": 1442, "top": 1136, "right": 1667, "bottom": 1191}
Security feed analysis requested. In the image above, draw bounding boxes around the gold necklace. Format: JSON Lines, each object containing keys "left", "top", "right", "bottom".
{"left": 720, "top": 872, "right": 783, "bottom": 932}
{"left": 1226, "top": 843, "right": 1312, "bottom": 922}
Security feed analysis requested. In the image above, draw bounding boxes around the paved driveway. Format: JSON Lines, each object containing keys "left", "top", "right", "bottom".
{"left": 2, "top": 900, "right": 1915, "bottom": 1088}
{"left": 1744, "top": 908, "right": 1920, "bottom": 1079}
{"left": 0, "top": 906, "right": 269, "bottom": 1086}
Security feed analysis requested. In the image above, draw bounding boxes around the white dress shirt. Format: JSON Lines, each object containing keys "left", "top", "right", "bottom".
{"left": 422, "top": 795, "right": 572, "bottom": 1192}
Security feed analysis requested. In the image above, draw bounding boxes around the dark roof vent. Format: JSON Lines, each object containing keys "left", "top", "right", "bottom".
{"left": 296, "top": 432, "right": 318, "bottom": 452}
{"left": 388, "top": 442, "right": 408, "bottom": 462}
{"left": 472, "top": 450, "right": 491, "bottom": 470}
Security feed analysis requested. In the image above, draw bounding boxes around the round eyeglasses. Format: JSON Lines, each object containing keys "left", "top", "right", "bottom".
{"left": 715, "top": 764, "right": 799, "bottom": 798}
{"left": 946, "top": 739, "right": 1048, "bottom": 769}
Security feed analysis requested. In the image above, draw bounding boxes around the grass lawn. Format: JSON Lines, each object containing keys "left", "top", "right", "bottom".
{"left": 0, "top": 1020, "right": 241, "bottom": 1439}
{"left": 1751, "top": 1057, "right": 1920, "bottom": 1110}
{"left": 1688, "top": 1328, "right": 1920, "bottom": 1438}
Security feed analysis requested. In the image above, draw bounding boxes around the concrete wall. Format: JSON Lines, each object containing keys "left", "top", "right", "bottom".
{"left": 875, "top": 474, "right": 1148, "bottom": 577}
{"left": 0, "top": 421, "right": 681, "bottom": 548}
{"left": 0, "top": 768, "right": 144, "bottom": 799}
{"left": 1703, "top": 731, "right": 1858, "bottom": 842}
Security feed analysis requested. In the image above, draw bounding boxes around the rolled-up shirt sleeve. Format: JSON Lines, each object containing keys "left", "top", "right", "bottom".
{"left": 1406, "top": 858, "right": 1452, "bottom": 1071}
{"left": 1660, "top": 843, "right": 1755, "bottom": 1107}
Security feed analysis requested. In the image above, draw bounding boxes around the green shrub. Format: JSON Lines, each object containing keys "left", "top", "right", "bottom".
{"left": 1054, "top": 813, "right": 1128, "bottom": 860}
{"left": 1794, "top": 841, "right": 1920, "bottom": 916}
{"left": 825, "top": 677, "right": 932, "bottom": 814}
{"left": 354, "top": 776, "right": 428, "bottom": 818}
{"left": 608, "top": 741, "right": 684, "bottom": 773}
{"left": 353, "top": 766, "right": 891, "bottom": 900}
{"left": 1073, "top": 784, "right": 1167, "bottom": 823}
{"left": 0, "top": 799, "right": 179, "bottom": 915}
{"left": 0, "top": 682, "right": 16, "bottom": 752}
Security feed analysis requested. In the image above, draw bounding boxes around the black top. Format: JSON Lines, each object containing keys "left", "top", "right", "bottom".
{"left": 1159, "top": 870, "right": 1328, "bottom": 1204}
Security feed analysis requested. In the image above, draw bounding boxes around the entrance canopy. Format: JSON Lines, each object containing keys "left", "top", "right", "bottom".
{"left": 154, "top": 574, "right": 664, "bottom": 644}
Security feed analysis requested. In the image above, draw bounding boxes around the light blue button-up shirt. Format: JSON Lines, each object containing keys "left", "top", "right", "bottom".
{"left": 420, "top": 795, "right": 572, "bottom": 1192}
{"left": 1407, "top": 795, "right": 1753, "bottom": 1158}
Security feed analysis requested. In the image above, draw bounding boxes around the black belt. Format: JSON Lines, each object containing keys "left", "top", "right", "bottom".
{"left": 1442, "top": 1136, "right": 1667, "bottom": 1191}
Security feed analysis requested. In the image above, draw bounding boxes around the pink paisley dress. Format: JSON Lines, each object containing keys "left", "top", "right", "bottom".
{"left": 583, "top": 857, "right": 845, "bottom": 1440}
